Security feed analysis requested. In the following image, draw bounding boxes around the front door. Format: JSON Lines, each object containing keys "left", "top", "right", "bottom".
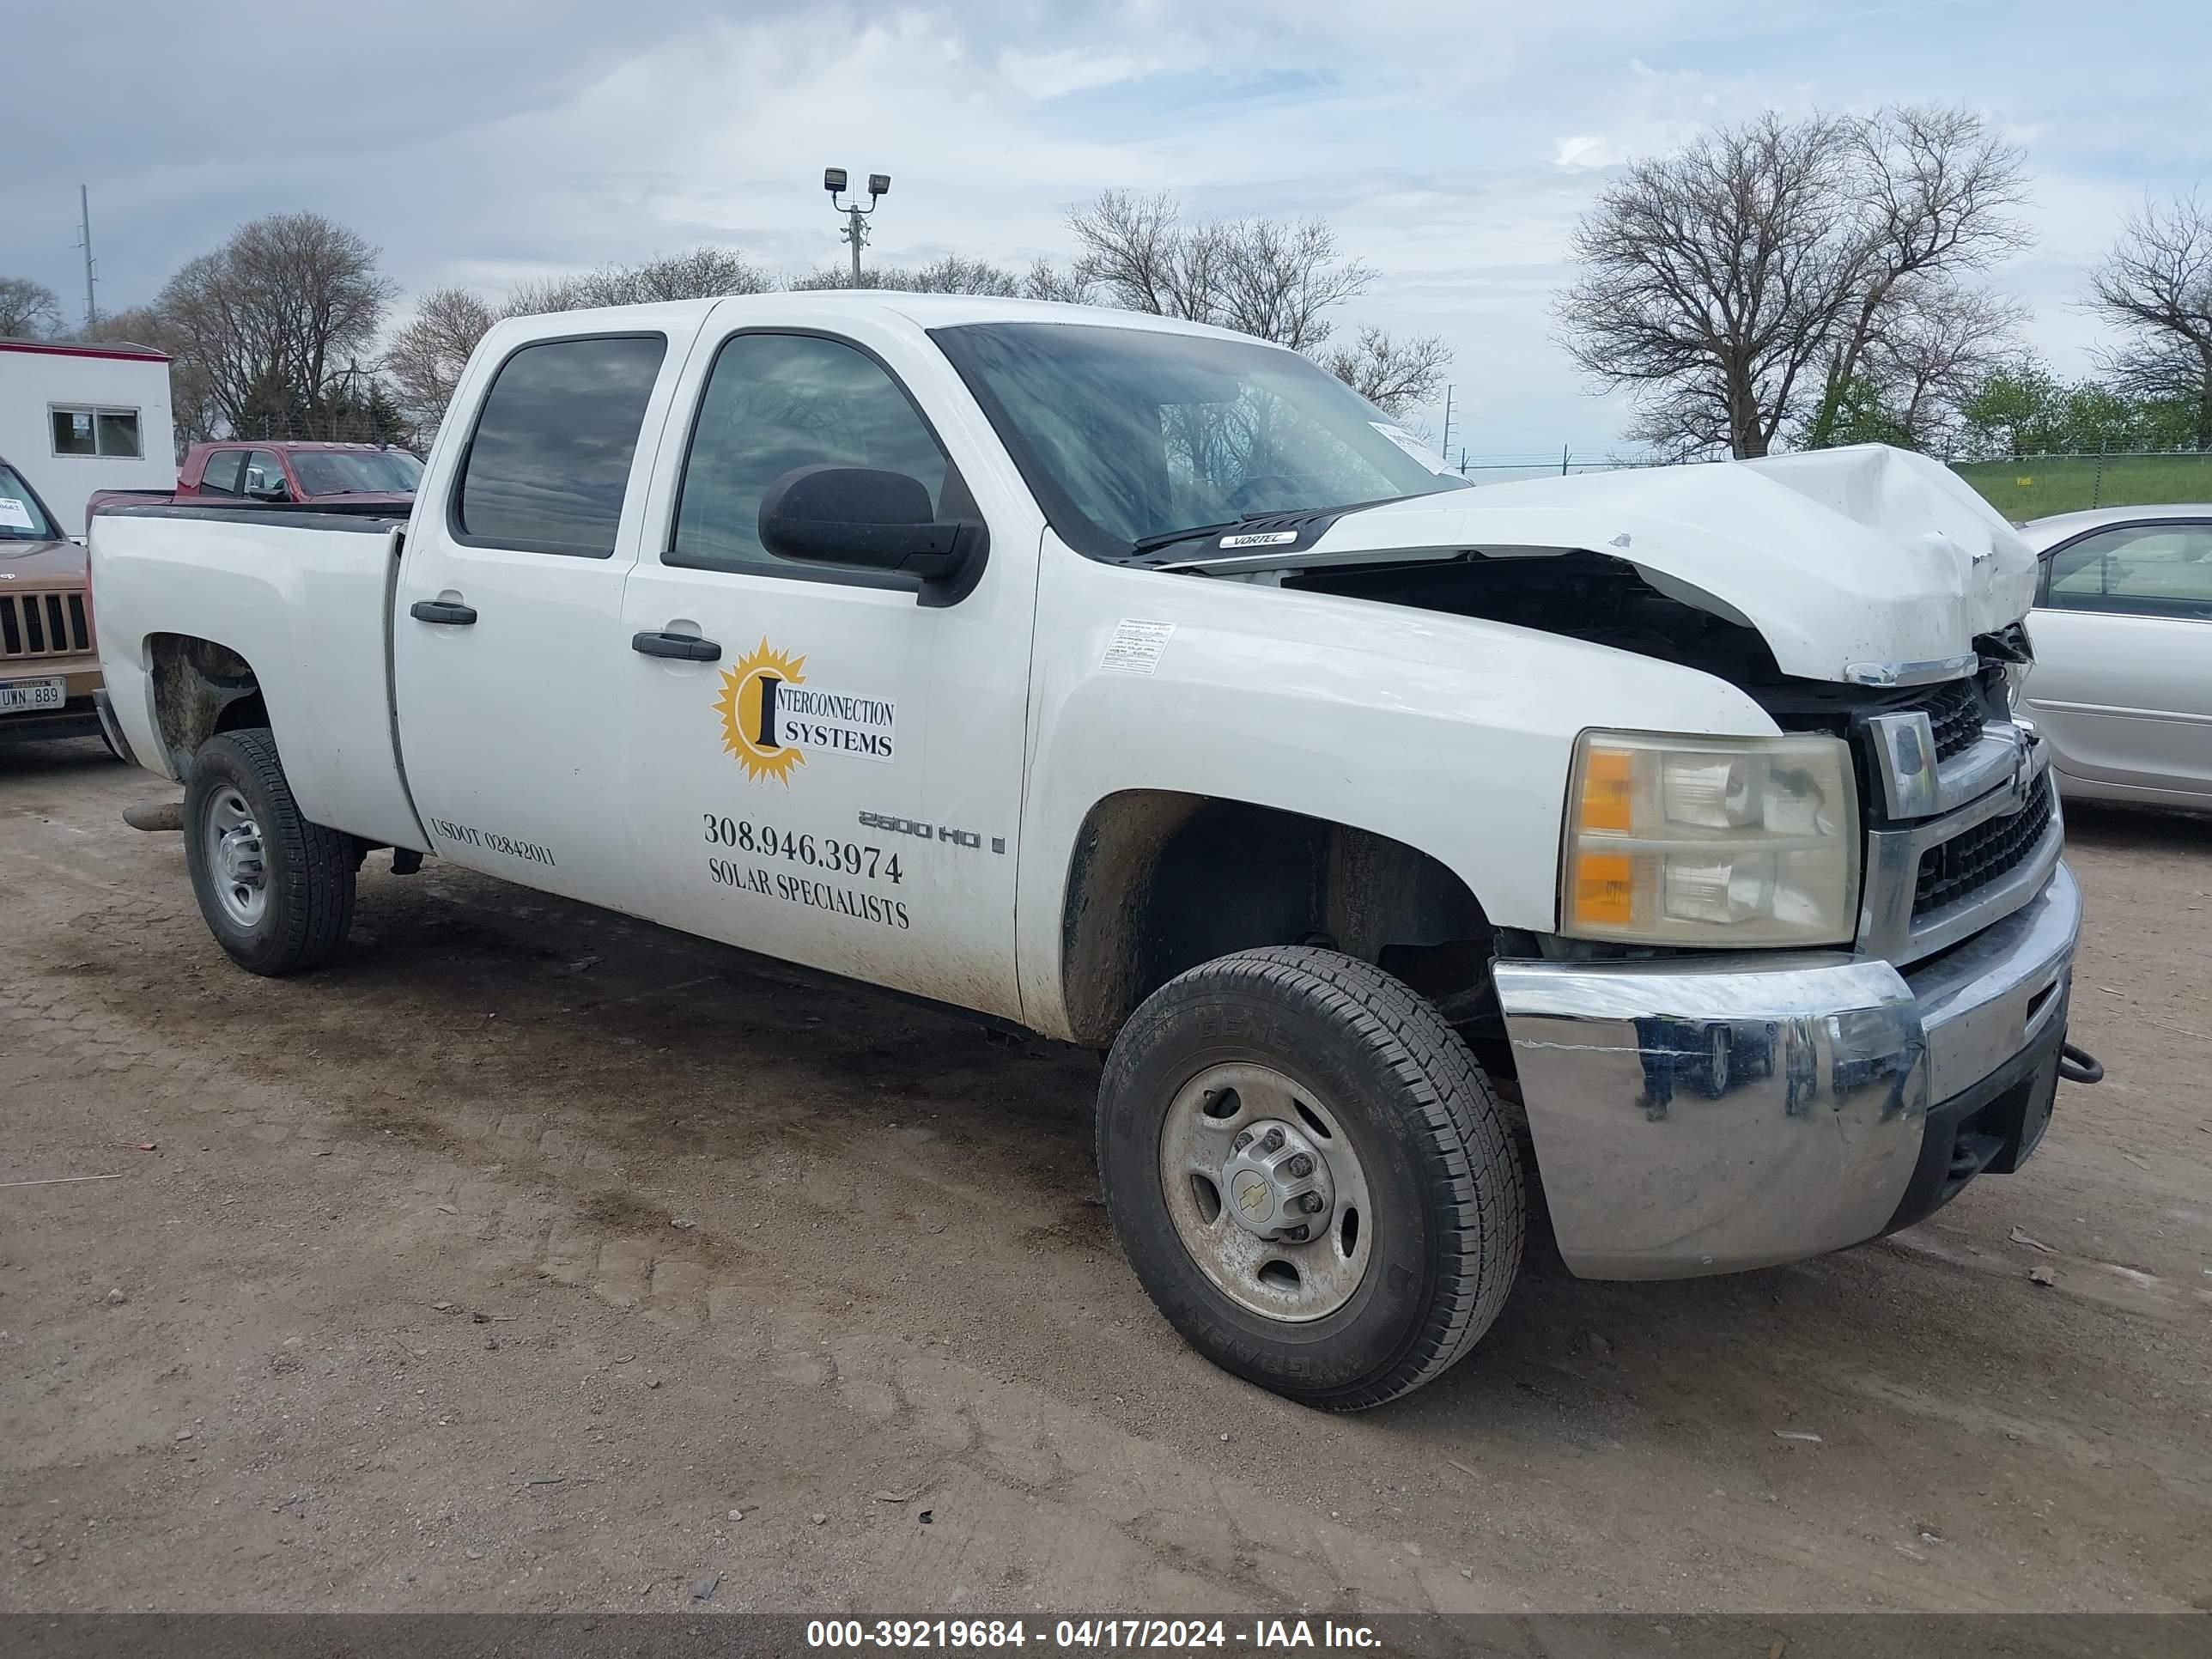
{"left": 619, "top": 318, "right": 1036, "bottom": 1019}
{"left": 394, "top": 325, "right": 692, "bottom": 910}
{"left": 2029, "top": 520, "right": 2212, "bottom": 800}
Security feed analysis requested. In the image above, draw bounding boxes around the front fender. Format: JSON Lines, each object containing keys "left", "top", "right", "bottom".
{"left": 1012, "top": 550, "right": 1782, "bottom": 1041}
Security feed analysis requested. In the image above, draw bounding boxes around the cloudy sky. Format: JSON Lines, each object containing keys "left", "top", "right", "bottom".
{"left": 9, "top": 0, "right": 2207, "bottom": 458}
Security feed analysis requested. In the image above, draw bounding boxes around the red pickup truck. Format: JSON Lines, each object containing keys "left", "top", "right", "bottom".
{"left": 177, "top": 441, "right": 422, "bottom": 506}
{"left": 90, "top": 441, "right": 422, "bottom": 516}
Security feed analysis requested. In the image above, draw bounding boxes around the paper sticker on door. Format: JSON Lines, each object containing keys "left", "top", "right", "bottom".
{"left": 714, "top": 639, "right": 896, "bottom": 784}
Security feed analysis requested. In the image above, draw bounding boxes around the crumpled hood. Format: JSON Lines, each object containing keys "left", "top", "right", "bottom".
{"left": 1309, "top": 444, "right": 2036, "bottom": 685}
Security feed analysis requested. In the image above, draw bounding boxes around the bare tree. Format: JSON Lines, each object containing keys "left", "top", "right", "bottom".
{"left": 787, "top": 254, "right": 1026, "bottom": 295}
{"left": 1557, "top": 112, "right": 1878, "bottom": 459}
{"left": 788, "top": 253, "right": 1098, "bottom": 303}
{"left": 1066, "top": 189, "right": 1446, "bottom": 407}
{"left": 1066, "top": 191, "right": 1223, "bottom": 321}
{"left": 505, "top": 246, "right": 774, "bottom": 314}
{"left": 1019, "top": 258, "right": 1098, "bottom": 306}
{"left": 153, "top": 212, "right": 396, "bottom": 435}
{"left": 1801, "top": 106, "right": 2032, "bottom": 447}
{"left": 1320, "top": 326, "right": 1451, "bottom": 417}
{"left": 606, "top": 246, "right": 775, "bottom": 305}
{"left": 77, "top": 304, "right": 218, "bottom": 444}
{"left": 1067, "top": 191, "right": 1372, "bottom": 349}
{"left": 2084, "top": 190, "right": 2212, "bottom": 449}
{"left": 0, "top": 276, "right": 64, "bottom": 339}
{"left": 389, "top": 246, "right": 769, "bottom": 430}
{"left": 1866, "top": 278, "right": 2024, "bottom": 450}
{"left": 383, "top": 287, "right": 497, "bottom": 433}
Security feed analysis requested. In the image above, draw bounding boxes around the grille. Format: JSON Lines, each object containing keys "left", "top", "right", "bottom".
{"left": 1914, "top": 772, "right": 2054, "bottom": 918}
{"left": 1901, "top": 678, "right": 1986, "bottom": 763}
{"left": 0, "top": 591, "right": 94, "bottom": 661}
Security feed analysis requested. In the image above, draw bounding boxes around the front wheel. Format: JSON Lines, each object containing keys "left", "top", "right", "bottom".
{"left": 182, "top": 728, "right": 356, "bottom": 975}
{"left": 1097, "top": 947, "right": 1524, "bottom": 1410}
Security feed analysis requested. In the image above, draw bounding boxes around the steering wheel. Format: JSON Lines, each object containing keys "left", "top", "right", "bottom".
{"left": 1225, "top": 475, "right": 1300, "bottom": 514}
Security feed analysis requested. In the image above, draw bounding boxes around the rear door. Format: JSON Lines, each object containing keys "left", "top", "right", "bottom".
{"left": 2027, "top": 518, "right": 2212, "bottom": 799}
{"left": 617, "top": 307, "right": 1039, "bottom": 1019}
{"left": 195, "top": 450, "right": 246, "bottom": 498}
{"left": 393, "top": 315, "right": 701, "bottom": 911}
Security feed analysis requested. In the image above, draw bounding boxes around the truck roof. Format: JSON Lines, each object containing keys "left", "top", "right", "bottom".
{"left": 489, "top": 289, "right": 1273, "bottom": 347}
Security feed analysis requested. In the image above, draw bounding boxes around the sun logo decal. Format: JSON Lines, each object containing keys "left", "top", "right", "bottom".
{"left": 714, "top": 640, "right": 809, "bottom": 783}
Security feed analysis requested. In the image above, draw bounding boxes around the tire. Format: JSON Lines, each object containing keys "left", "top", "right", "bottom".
{"left": 182, "top": 728, "right": 356, "bottom": 975}
{"left": 1097, "top": 946, "right": 1524, "bottom": 1411}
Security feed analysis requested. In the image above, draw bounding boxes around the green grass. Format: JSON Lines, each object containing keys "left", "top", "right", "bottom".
{"left": 1951, "top": 453, "right": 2212, "bottom": 522}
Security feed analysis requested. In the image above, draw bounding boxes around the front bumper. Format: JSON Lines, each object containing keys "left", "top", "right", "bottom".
{"left": 1494, "top": 861, "right": 2081, "bottom": 1279}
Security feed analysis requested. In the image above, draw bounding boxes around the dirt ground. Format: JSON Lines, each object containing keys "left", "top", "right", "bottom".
{"left": 2, "top": 734, "right": 2207, "bottom": 1616}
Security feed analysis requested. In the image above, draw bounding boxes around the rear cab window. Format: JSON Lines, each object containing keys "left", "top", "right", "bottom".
{"left": 198, "top": 451, "right": 246, "bottom": 497}
{"left": 452, "top": 334, "right": 669, "bottom": 557}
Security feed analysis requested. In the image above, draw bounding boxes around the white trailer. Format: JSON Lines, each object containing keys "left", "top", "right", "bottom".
{"left": 0, "top": 338, "right": 176, "bottom": 536}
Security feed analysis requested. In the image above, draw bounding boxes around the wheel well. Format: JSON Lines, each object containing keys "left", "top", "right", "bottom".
{"left": 148, "top": 634, "right": 266, "bottom": 778}
{"left": 1059, "top": 791, "right": 1498, "bottom": 1048}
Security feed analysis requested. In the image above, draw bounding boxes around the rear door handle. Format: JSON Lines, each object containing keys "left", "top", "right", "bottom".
{"left": 410, "top": 599, "right": 477, "bottom": 626}
{"left": 631, "top": 630, "right": 721, "bottom": 662}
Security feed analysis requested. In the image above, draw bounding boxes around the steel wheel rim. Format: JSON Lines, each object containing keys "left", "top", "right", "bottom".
{"left": 1157, "top": 1061, "right": 1373, "bottom": 1323}
{"left": 205, "top": 787, "right": 269, "bottom": 930}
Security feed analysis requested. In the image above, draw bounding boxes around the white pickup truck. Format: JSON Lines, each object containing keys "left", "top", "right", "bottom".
{"left": 89, "top": 293, "right": 2095, "bottom": 1409}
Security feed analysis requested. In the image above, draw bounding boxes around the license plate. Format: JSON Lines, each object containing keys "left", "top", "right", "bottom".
{"left": 0, "top": 677, "right": 65, "bottom": 714}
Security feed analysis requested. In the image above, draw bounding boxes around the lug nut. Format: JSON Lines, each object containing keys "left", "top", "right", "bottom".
{"left": 1285, "top": 1152, "right": 1315, "bottom": 1179}
{"left": 1299, "top": 1191, "right": 1326, "bottom": 1214}
{"left": 1284, "top": 1223, "right": 1310, "bottom": 1242}
{"left": 1261, "top": 1127, "right": 1285, "bottom": 1154}
{"left": 1233, "top": 1129, "right": 1253, "bottom": 1151}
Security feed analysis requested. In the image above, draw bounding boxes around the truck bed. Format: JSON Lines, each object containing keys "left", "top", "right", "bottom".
{"left": 88, "top": 502, "right": 425, "bottom": 851}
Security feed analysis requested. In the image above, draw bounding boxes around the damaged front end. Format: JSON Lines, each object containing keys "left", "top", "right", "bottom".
{"left": 1165, "top": 444, "right": 2094, "bottom": 1279}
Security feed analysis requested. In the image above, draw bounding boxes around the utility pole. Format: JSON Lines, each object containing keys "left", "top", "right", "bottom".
{"left": 76, "top": 185, "right": 98, "bottom": 331}
{"left": 823, "top": 168, "right": 890, "bottom": 288}
{"left": 1438, "top": 386, "right": 1453, "bottom": 459}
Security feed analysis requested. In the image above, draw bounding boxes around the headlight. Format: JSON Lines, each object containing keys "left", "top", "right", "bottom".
{"left": 1561, "top": 730, "right": 1860, "bottom": 947}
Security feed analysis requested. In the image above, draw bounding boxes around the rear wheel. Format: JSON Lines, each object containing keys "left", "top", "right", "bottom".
{"left": 183, "top": 728, "right": 356, "bottom": 975}
{"left": 1097, "top": 946, "right": 1523, "bottom": 1410}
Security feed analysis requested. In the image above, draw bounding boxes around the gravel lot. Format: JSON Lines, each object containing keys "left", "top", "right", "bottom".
{"left": 3, "top": 735, "right": 2208, "bottom": 1614}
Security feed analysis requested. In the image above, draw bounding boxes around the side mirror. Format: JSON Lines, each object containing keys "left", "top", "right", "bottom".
{"left": 758, "top": 465, "right": 987, "bottom": 599}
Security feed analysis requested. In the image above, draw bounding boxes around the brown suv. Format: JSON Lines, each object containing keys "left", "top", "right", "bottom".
{"left": 0, "top": 458, "right": 105, "bottom": 745}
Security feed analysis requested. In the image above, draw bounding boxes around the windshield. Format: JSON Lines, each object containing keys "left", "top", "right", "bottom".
{"left": 0, "top": 465, "right": 61, "bottom": 540}
{"left": 290, "top": 450, "right": 423, "bottom": 496}
{"left": 931, "top": 321, "right": 1466, "bottom": 559}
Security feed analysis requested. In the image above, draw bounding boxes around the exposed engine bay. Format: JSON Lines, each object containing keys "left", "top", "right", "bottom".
{"left": 1278, "top": 549, "right": 1785, "bottom": 685}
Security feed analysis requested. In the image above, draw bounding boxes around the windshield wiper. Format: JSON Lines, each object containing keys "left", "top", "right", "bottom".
{"left": 1127, "top": 512, "right": 1296, "bottom": 558}
{"left": 1127, "top": 495, "right": 1416, "bottom": 564}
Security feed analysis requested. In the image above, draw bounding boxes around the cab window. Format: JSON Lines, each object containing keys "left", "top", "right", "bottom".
{"left": 243, "top": 451, "right": 290, "bottom": 501}
{"left": 669, "top": 332, "right": 951, "bottom": 576}
{"left": 453, "top": 333, "right": 668, "bottom": 557}
{"left": 198, "top": 450, "right": 246, "bottom": 496}
{"left": 2044, "top": 523, "right": 2212, "bottom": 620}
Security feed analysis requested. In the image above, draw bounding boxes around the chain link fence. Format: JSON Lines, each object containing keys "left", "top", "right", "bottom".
{"left": 220, "top": 410, "right": 416, "bottom": 447}
{"left": 1443, "top": 446, "right": 2212, "bottom": 522}
{"left": 1943, "top": 450, "right": 2212, "bottom": 520}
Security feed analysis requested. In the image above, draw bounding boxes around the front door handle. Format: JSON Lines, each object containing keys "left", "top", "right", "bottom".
{"left": 410, "top": 599, "right": 477, "bottom": 626}
{"left": 631, "top": 630, "right": 721, "bottom": 662}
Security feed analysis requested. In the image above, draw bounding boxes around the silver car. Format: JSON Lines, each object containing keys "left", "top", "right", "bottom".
{"left": 2019, "top": 505, "right": 2212, "bottom": 807}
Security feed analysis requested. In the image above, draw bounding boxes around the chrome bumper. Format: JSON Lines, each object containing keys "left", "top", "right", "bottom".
{"left": 1494, "top": 862, "right": 2081, "bottom": 1279}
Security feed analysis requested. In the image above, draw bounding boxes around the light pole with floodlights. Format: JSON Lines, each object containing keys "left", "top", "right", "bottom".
{"left": 823, "top": 167, "right": 890, "bottom": 289}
